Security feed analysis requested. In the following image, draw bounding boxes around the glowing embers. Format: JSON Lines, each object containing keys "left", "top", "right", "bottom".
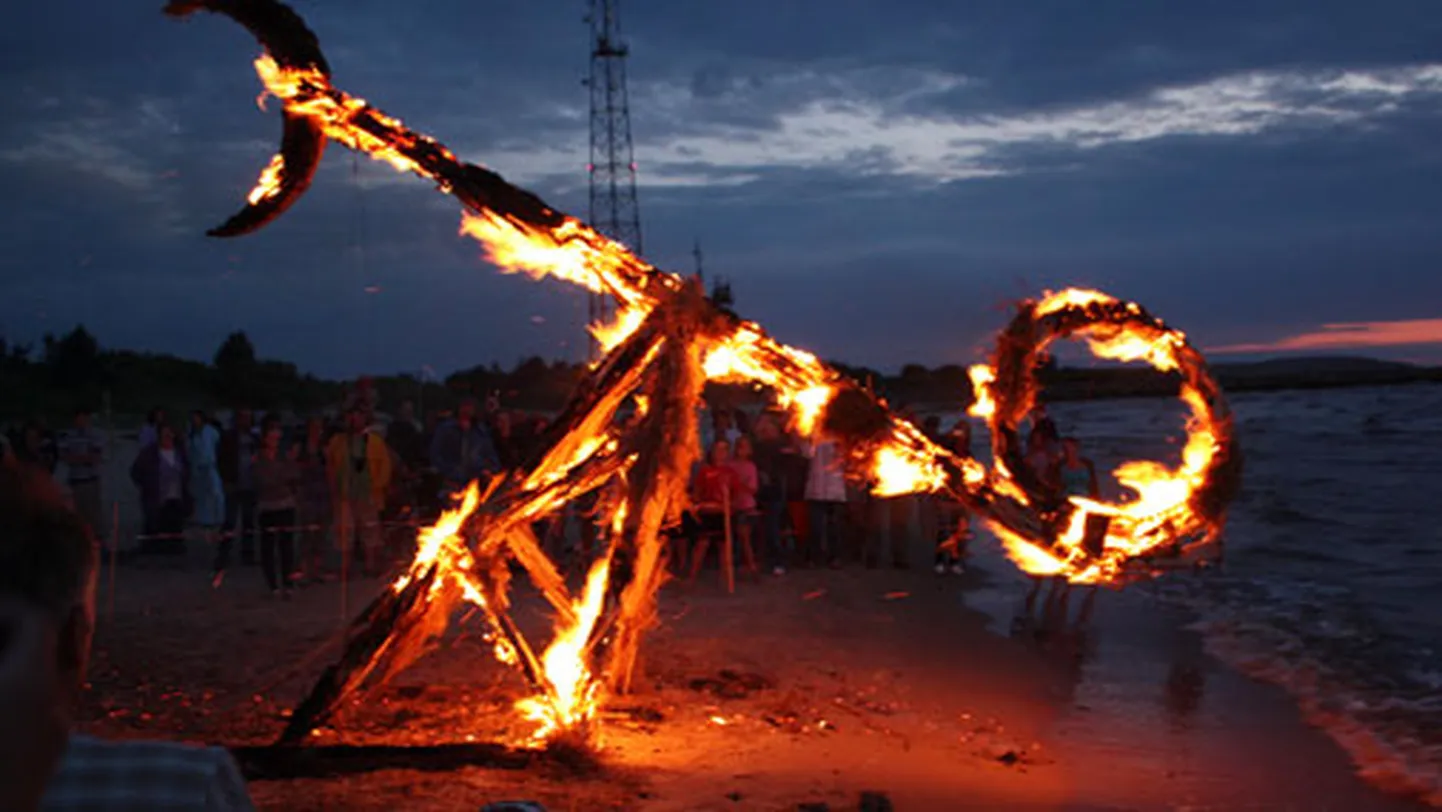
{"left": 973, "top": 288, "right": 1240, "bottom": 584}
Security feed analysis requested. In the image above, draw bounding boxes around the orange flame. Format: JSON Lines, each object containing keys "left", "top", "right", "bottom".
{"left": 392, "top": 481, "right": 480, "bottom": 594}
{"left": 246, "top": 153, "right": 286, "bottom": 205}
{"left": 967, "top": 364, "right": 996, "bottom": 419}
{"left": 980, "top": 288, "right": 1228, "bottom": 583}
{"left": 516, "top": 555, "right": 613, "bottom": 741}
{"left": 239, "top": 50, "right": 1236, "bottom": 745}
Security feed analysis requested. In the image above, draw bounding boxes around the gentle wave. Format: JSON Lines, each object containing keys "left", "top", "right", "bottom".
{"left": 951, "top": 382, "right": 1442, "bottom": 806}
{"left": 1155, "top": 577, "right": 1442, "bottom": 808}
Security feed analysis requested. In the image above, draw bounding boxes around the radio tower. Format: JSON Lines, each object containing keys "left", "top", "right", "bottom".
{"left": 584, "top": 0, "right": 642, "bottom": 358}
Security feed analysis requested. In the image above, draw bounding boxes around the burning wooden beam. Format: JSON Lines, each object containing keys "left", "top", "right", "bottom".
{"left": 171, "top": 0, "right": 1242, "bottom": 748}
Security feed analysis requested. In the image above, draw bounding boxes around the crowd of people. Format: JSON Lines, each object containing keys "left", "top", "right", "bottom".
{"left": 0, "top": 392, "right": 1109, "bottom": 810}
{"left": 0, "top": 381, "right": 555, "bottom": 600}
{"left": 681, "top": 404, "right": 981, "bottom": 580}
{"left": 1, "top": 384, "right": 1104, "bottom": 600}
{"left": 674, "top": 400, "right": 1106, "bottom": 586}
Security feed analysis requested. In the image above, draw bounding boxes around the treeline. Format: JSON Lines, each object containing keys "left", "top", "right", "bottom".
{"left": 0, "top": 325, "right": 590, "bottom": 423}
{"left": 5, "top": 325, "right": 1438, "bottom": 424}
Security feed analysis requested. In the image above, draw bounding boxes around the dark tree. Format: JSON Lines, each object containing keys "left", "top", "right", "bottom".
{"left": 214, "top": 331, "right": 258, "bottom": 401}
{"left": 215, "top": 331, "right": 257, "bottom": 372}
{"left": 45, "top": 325, "right": 104, "bottom": 392}
{"left": 899, "top": 363, "right": 931, "bottom": 386}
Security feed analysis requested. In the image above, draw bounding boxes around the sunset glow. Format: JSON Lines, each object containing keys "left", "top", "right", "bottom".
{"left": 1211, "top": 318, "right": 1442, "bottom": 356}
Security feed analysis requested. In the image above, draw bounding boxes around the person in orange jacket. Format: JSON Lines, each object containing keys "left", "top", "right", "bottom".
{"left": 326, "top": 407, "right": 393, "bottom": 577}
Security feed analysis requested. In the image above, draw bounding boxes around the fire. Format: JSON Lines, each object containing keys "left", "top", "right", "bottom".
{"left": 967, "top": 364, "right": 996, "bottom": 419}
{"left": 392, "top": 481, "right": 480, "bottom": 594}
{"left": 253, "top": 55, "right": 455, "bottom": 177}
{"left": 591, "top": 305, "right": 648, "bottom": 354}
{"left": 516, "top": 555, "right": 613, "bottom": 741}
{"left": 190, "top": 18, "right": 1238, "bottom": 750}
{"left": 872, "top": 444, "right": 947, "bottom": 497}
{"left": 459, "top": 212, "right": 664, "bottom": 313}
{"left": 246, "top": 153, "right": 286, "bottom": 205}
{"left": 785, "top": 385, "right": 832, "bottom": 436}
{"left": 976, "top": 288, "right": 1234, "bottom": 584}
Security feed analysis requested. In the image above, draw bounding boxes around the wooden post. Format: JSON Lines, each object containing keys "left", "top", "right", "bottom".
{"left": 721, "top": 483, "right": 734, "bottom": 595}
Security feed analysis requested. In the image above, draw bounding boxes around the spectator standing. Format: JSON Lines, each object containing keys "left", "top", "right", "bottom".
{"left": 327, "top": 407, "right": 393, "bottom": 577}
{"left": 215, "top": 408, "right": 260, "bottom": 585}
{"left": 187, "top": 410, "right": 226, "bottom": 548}
{"left": 295, "top": 417, "right": 332, "bottom": 583}
{"left": 804, "top": 434, "right": 846, "bottom": 568}
{"left": 727, "top": 434, "right": 760, "bottom": 575}
{"left": 490, "top": 410, "right": 520, "bottom": 470}
{"left": 750, "top": 411, "right": 795, "bottom": 575}
{"left": 936, "top": 421, "right": 974, "bottom": 575}
{"left": 60, "top": 407, "right": 105, "bottom": 539}
{"left": 253, "top": 419, "right": 301, "bottom": 597}
{"left": 136, "top": 406, "right": 165, "bottom": 450}
{"left": 15, "top": 421, "right": 58, "bottom": 475}
{"left": 684, "top": 439, "right": 739, "bottom": 579}
{"left": 129, "top": 423, "right": 190, "bottom": 558}
{"left": 428, "top": 397, "right": 501, "bottom": 497}
{"left": 385, "top": 400, "right": 425, "bottom": 472}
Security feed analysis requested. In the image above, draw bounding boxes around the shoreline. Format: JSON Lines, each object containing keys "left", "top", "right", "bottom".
{"left": 75, "top": 534, "right": 1428, "bottom": 811}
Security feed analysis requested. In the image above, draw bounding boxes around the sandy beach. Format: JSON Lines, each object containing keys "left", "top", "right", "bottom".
{"left": 74, "top": 510, "right": 1429, "bottom": 812}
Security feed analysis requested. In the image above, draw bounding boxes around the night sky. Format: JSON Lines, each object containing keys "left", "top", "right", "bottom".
{"left": 3, "top": 0, "right": 1441, "bottom": 378}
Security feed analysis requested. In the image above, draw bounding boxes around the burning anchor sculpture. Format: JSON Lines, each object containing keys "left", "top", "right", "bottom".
{"left": 165, "top": 0, "right": 1242, "bottom": 749}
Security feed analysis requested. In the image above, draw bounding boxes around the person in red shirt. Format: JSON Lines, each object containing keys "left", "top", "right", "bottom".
{"left": 684, "top": 439, "right": 739, "bottom": 580}
{"left": 727, "top": 436, "right": 760, "bottom": 574}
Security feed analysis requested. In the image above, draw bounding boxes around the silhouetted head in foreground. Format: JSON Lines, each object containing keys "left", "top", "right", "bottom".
{"left": 0, "top": 458, "right": 99, "bottom": 717}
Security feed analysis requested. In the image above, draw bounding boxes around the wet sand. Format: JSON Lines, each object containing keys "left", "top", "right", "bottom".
{"left": 74, "top": 524, "right": 1429, "bottom": 812}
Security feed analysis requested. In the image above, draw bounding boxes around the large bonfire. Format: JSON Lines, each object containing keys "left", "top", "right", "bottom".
{"left": 166, "top": 0, "right": 1242, "bottom": 749}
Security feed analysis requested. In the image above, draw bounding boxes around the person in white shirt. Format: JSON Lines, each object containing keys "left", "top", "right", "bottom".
{"left": 803, "top": 434, "right": 847, "bottom": 568}
{"left": 0, "top": 458, "right": 256, "bottom": 811}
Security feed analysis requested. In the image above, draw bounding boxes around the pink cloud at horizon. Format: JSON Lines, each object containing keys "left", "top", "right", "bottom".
{"left": 1209, "top": 317, "right": 1442, "bottom": 356}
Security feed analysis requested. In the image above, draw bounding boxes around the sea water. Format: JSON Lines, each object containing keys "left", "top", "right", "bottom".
{"left": 966, "top": 383, "right": 1442, "bottom": 804}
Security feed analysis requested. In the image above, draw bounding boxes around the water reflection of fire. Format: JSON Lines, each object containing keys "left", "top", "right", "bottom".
{"left": 172, "top": 0, "right": 1241, "bottom": 749}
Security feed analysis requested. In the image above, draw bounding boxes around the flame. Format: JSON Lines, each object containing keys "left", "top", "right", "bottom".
{"left": 516, "top": 555, "right": 613, "bottom": 741}
{"left": 591, "top": 305, "right": 648, "bottom": 354}
{"left": 872, "top": 440, "right": 948, "bottom": 497}
{"left": 967, "top": 365, "right": 996, "bottom": 419}
{"left": 978, "top": 288, "right": 1229, "bottom": 584}
{"left": 235, "top": 48, "right": 1238, "bottom": 747}
{"left": 254, "top": 55, "right": 454, "bottom": 177}
{"left": 392, "top": 481, "right": 481, "bottom": 593}
{"left": 247, "top": 153, "right": 286, "bottom": 205}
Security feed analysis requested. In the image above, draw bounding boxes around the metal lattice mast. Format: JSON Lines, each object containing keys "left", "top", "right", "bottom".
{"left": 585, "top": 0, "right": 642, "bottom": 357}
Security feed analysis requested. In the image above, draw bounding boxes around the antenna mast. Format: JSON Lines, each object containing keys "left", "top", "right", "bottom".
{"left": 584, "top": 0, "right": 643, "bottom": 359}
